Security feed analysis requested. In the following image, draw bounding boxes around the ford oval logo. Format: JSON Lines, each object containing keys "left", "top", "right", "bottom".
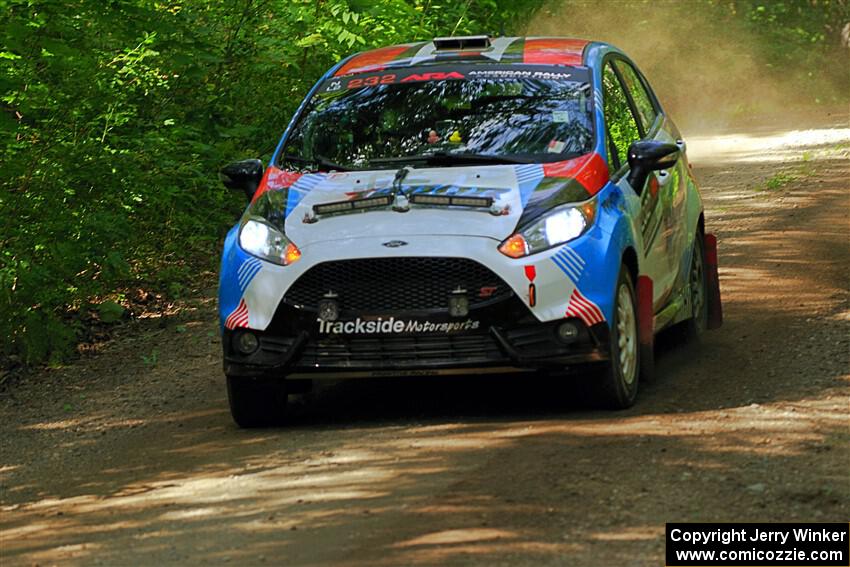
{"left": 382, "top": 240, "right": 408, "bottom": 248}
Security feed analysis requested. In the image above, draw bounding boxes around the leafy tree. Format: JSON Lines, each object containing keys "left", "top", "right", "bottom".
{"left": 0, "top": 0, "right": 543, "bottom": 365}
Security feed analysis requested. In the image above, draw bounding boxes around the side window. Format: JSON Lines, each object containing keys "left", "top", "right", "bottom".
{"left": 613, "top": 60, "right": 658, "bottom": 134}
{"left": 602, "top": 62, "right": 640, "bottom": 171}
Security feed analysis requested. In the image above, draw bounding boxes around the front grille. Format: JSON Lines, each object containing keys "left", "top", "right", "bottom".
{"left": 296, "top": 333, "right": 505, "bottom": 368}
{"left": 284, "top": 257, "right": 513, "bottom": 313}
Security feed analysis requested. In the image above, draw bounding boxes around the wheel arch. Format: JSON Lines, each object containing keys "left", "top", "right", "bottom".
{"left": 622, "top": 245, "right": 639, "bottom": 282}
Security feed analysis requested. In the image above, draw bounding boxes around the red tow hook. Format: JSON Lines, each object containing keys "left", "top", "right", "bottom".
{"left": 704, "top": 233, "right": 723, "bottom": 329}
{"left": 637, "top": 275, "right": 655, "bottom": 381}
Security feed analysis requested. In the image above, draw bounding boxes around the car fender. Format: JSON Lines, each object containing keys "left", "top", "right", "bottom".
{"left": 562, "top": 181, "right": 640, "bottom": 329}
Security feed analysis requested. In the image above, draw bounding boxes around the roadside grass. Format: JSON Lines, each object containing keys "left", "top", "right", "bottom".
{"left": 759, "top": 152, "right": 818, "bottom": 192}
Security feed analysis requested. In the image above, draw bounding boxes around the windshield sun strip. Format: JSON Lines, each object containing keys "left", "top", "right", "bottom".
{"left": 274, "top": 63, "right": 595, "bottom": 171}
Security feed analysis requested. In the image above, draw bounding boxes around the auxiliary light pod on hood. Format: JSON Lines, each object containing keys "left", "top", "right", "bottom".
{"left": 306, "top": 190, "right": 498, "bottom": 222}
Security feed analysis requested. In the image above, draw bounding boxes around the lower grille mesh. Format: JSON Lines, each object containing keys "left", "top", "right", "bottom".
{"left": 296, "top": 334, "right": 504, "bottom": 368}
{"left": 284, "top": 257, "right": 512, "bottom": 313}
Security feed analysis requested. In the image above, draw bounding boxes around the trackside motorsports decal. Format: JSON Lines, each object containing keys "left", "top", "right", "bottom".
{"left": 318, "top": 317, "right": 480, "bottom": 335}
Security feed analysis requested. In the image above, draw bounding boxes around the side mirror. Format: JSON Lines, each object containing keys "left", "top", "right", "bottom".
{"left": 626, "top": 141, "right": 679, "bottom": 195}
{"left": 220, "top": 159, "right": 264, "bottom": 200}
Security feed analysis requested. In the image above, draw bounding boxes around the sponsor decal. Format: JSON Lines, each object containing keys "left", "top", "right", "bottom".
{"left": 318, "top": 317, "right": 480, "bottom": 335}
{"left": 321, "top": 64, "right": 590, "bottom": 93}
{"left": 467, "top": 69, "right": 574, "bottom": 80}
{"left": 369, "top": 370, "right": 440, "bottom": 377}
{"left": 547, "top": 139, "right": 567, "bottom": 153}
{"left": 400, "top": 71, "right": 465, "bottom": 82}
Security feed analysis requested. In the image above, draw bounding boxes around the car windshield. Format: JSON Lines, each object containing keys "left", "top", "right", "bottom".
{"left": 280, "top": 65, "right": 593, "bottom": 170}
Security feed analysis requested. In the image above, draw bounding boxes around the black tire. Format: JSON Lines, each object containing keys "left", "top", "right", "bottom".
{"left": 584, "top": 267, "right": 640, "bottom": 409}
{"left": 685, "top": 232, "right": 708, "bottom": 339}
{"left": 226, "top": 376, "right": 288, "bottom": 428}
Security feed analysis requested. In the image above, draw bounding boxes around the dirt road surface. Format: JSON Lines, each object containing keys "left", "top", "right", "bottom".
{"left": 2, "top": 115, "right": 849, "bottom": 566}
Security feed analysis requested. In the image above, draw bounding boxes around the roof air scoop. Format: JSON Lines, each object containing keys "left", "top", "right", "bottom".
{"left": 432, "top": 35, "right": 491, "bottom": 51}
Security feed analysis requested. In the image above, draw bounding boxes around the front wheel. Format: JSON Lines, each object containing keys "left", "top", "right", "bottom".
{"left": 584, "top": 268, "right": 640, "bottom": 409}
{"left": 226, "top": 376, "right": 288, "bottom": 428}
{"left": 685, "top": 232, "right": 708, "bottom": 339}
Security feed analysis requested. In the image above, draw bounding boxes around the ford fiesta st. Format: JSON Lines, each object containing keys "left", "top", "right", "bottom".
{"left": 218, "top": 36, "right": 722, "bottom": 427}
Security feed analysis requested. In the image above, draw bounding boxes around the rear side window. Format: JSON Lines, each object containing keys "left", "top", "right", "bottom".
{"left": 602, "top": 62, "right": 641, "bottom": 171}
{"left": 613, "top": 60, "right": 658, "bottom": 134}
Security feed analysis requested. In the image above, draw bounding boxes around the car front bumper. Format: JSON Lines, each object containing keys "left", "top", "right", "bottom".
{"left": 223, "top": 298, "right": 610, "bottom": 379}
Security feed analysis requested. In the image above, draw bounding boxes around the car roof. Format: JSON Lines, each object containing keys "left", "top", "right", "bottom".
{"left": 333, "top": 37, "right": 605, "bottom": 76}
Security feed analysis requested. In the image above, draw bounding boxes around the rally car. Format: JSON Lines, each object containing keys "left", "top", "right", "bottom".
{"left": 218, "top": 36, "right": 722, "bottom": 427}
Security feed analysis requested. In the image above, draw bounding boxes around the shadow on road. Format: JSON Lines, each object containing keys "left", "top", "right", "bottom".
{"left": 1, "top": 126, "right": 848, "bottom": 566}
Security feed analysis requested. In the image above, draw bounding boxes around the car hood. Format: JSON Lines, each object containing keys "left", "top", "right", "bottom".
{"left": 250, "top": 154, "right": 609, "bottom": 248}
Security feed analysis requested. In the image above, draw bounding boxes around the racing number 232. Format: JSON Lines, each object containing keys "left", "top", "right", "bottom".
{"left": 347, "top": 74, "right": 397, "bottom": 88}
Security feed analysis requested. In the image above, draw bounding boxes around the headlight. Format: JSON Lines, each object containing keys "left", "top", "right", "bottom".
{"left": 238, "top": 217, "right": 301, "bottom": 265}
{"left": 499, "top": 199, "right": 596, "bottom": 258}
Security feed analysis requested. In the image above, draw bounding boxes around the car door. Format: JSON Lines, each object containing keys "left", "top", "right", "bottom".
{"left": 601, "top": 59, "right": 675, "bottom": 308}
{"left": 613, "top": 59, "right": 690, "bottom": 301}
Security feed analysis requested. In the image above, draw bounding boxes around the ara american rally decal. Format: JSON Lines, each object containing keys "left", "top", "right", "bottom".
{"left": 321, "top": 63, "right": 588, "bottom": 95}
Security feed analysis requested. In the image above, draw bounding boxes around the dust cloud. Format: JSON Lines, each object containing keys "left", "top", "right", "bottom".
{"left": 524, "top": 0, "right": 849, "bottom": 136}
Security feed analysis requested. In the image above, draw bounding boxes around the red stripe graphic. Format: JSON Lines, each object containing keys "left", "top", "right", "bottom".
{"left": 252, "top": 166, "right": 303, "bottom": 203}
{"left": 523, "top": 38, "right": 588, "bottom": 66}
{"left": 225, "top": 299, "right": 249, "bottom": 330}
{"left": 542, "top": 152, "right": 609, "bottom": 195}
{"left": 565, "top": 288, "right": 604, "bottom": 326}
{"left": 335, "top": 45, "right": 412, "bottom": 76}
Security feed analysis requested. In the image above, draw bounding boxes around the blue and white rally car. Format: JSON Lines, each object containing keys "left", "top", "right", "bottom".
{"left": 219, "top": 36, "right": 722, "bottom": 427}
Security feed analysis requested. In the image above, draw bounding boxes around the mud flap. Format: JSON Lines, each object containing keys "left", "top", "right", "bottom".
{"left": 637, "top": 275, "right": 655, "bottom": 381}
{"left": 704, "top": 233, "right": 723, "bottom": 329}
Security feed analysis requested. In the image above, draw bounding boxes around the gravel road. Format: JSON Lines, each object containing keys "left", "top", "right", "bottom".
{"left": 2, "top": 115, "right": 848, "bottom": 567}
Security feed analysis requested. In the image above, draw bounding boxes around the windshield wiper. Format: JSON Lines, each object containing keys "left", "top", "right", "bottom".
{"left": 279, "top": 153, "right": 351, "bottom": 172}
{"left": 367, "top": 156, "right": 425, "bottom": 167}
{"left": 370, "top": 152, "right": 532, "bottom": 168}
{"left": 425, "top": 152, "right": 534, "bottom": 165}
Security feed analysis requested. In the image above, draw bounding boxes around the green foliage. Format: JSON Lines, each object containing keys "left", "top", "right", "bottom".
{"left": 141, "top": 349, "right": 159, "bottom": 367}
{"left": 3, "top": 0, "right": 841, "bottom": 367}
{"left": 96, "top": 301, "right": 125, "bottom": 324}
{"left": 760, "top": 158, "right": 816, "bottom": 191}
{"left": 706, "top": 0, "right": 850, "bottom": 97}
{"left": 764, "top": 170, "right": 798, "bottom": 191}
{"left": 0, "top": 0, "right": 543, "bottom": 366}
